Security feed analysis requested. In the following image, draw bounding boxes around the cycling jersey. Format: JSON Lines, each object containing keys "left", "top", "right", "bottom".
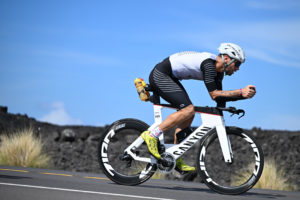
{"left": 149, "top": 51, "right": 224, "bottom": 109}
{"left": 169, "top": 51, "right": 217, "bottom": 80}
{"left": 169, "top": 51, "right": 223, "bottom": 92}
{"left": 149, "top": 58, "right": 192, "bottom": 109}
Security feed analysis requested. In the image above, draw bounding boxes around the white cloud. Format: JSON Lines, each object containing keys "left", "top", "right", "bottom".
{"left": 238, "top": 20, "right": 300, "bottom": 46}
{"left": 177, "top": 19, "right": 300, "bottom": 69}
{"left": 234, "top": 20, "right": 300, "bottom": 68}
{"left": 244, "top": 0, "right": 300, "bottom": 10}
{"left": 246, "top": 48, "right": 300, "bottom": 68}
{"left": 40, "top": 102, "right": 82, "bottom": 125}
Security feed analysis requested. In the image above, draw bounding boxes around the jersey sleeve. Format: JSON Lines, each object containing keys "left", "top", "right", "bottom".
{"left": 201, "top": 59, "right": 222, "bottom": 92}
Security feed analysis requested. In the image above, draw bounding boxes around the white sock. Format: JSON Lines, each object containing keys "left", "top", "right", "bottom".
{"left": 150, "top": 127, "right": 163, "bottom": 139}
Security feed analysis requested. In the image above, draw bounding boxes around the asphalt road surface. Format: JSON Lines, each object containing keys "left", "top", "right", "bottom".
{"left": 0, "top": 166, "right": 299, "bottom": 200}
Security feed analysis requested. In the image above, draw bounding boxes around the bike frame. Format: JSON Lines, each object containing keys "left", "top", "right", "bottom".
{"left": 124, "top": 104, "right": 233, "bottom": 164}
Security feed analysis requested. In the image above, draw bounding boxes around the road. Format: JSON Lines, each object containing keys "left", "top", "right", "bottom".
{"left": 0, "top": 166, "right": 299, "bottom": 200}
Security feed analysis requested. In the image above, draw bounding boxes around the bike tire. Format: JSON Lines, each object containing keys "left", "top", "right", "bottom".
{"left": 98, "top": 118, "right": 157, "bottom": 185}
{"left": 197, "top": 126, "right": 264, "bottom": 195}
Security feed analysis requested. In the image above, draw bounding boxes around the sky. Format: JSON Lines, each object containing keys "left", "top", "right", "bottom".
{"left": 1, "top": 0, "right": 300, "bottom": 130}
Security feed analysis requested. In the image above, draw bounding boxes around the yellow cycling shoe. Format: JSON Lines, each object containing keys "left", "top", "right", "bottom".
{"left": 175, "top": 158, "right": 195, "bottom": 172}
{"left": 141, "top": 131, "right": 161, "bottom": 160}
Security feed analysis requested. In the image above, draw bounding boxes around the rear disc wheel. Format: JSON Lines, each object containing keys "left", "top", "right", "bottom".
{"left": 98, "top": 118, "right": 156, "bottom": 185}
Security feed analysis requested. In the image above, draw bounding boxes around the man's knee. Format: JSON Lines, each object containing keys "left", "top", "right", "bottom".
{"left": 182, "top": 104, "right": 195, "bottom": 117}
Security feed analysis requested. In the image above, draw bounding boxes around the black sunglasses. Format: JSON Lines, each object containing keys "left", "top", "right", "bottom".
{"left": 234, "top": 60, "right": 241, "bottom": 67}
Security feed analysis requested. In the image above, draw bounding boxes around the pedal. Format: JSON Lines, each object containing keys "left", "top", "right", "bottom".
{"left": 157, "top": 153, "right": 176, "bottom": 174}
{"left": 158, "top": 158, "right": 173, "bottom": 167}
{"left": 158, "top": 143, "right": 165, "bottom": 154}
{"left": 175, "top": 167, "right": 189, "bottom": 175}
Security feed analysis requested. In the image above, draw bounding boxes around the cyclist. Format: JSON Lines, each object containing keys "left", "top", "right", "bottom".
{"left": 141, "top": 43, "right": 256, "bottom": 172}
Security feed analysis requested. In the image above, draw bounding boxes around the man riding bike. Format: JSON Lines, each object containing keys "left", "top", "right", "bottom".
{"left": 141, "top": 43, "right": 256, "bottom": 173}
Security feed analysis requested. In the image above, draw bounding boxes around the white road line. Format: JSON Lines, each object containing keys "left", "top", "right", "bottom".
{"left": 0, "top": 182, "right": 175, "bottom": 200}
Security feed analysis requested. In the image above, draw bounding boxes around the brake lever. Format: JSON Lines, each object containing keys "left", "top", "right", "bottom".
{"left": 230, "top": 109, "right": 245, "bottom": 119}
{"left": 237, "top": 109, "right": 245, "bottom": 119}
{"left": 218, "top": 107, "right": 245, "bottom": 119}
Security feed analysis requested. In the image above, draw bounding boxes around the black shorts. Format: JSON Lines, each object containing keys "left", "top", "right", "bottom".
{"left": 149, "top": 58, "right": 192, "bottom": 109}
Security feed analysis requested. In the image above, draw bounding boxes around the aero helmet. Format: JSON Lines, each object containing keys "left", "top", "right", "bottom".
{"left": 218, "top": 43, "right": 245, "bottom": 63}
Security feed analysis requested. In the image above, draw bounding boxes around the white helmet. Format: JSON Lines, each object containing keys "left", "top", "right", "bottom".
{"left": 218, "top": 43, "right": 245, "bottom": 63}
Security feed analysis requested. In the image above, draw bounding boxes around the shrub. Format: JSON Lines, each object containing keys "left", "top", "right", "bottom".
{"left": 0, "top": 129, "right": 51, "bottom": 168}
{"left": 233, "top": 159, "right": 296, "bottom": 191}
{"left": 253, "top": 159, "right": 295, "bottom": 191}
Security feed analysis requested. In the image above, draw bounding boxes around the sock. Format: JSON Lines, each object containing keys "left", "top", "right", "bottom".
{"left": 150, "top": 127, "right": 163, "bottom": 139}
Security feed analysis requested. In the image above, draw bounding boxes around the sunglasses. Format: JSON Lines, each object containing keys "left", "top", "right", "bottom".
{"left": 234, "top": 60, "right": 241, "bottom": 67}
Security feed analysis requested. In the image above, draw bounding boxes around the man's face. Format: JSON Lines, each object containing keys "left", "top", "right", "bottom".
{"left": 225, "top": 58, "right": 240, "bottom": 76}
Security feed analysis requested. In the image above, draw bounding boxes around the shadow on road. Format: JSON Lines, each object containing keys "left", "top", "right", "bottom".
{"left": 0, "top": 175, "right": 33, "bottom": 180}
{"left": 241, "top": 191, "right": 286, "bottom": 199}
{"left": 110, "top": 182, "right": 288, "bottom": 198}
{"left": 110, "top": 182, "right": 215, "bottom": 194}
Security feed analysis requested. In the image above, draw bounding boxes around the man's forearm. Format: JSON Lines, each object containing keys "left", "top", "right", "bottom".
{"left": 210, "top": 89, "right": 241, "bottom": 100}
{"left": 217, "top": 89, "right": 241, "bottom": 97}
{"left": 214, "top": 96, "right": 246, "bottom": 103}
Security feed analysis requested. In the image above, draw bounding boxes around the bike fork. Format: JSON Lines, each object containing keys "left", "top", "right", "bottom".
{"left": 216, "top": 125, "right": 233, "bottom": 163}
{"left": 201, "top": 112, "right": 233, "bottom": 163}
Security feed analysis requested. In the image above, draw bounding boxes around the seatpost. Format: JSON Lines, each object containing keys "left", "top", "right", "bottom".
{"left": 153, "top": 92, "right": 160, "bottom": 104}
{"left": 145, "top": 84, "right": 160, "bottom": 104}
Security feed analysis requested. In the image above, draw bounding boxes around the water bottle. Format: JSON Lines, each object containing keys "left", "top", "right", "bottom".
{"left": 134, "top": 78, "right": 150, "bottom": 101}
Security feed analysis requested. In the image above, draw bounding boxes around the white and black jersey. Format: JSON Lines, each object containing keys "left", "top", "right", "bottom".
{"left": 169, "top": 51, "right": 216, "bottom": 80}
{"left": 149, "top": 51, "right": 223, "bottom": 109}
{"left": 201, "top": 58, "right": 224, "bottom": 92}
{"left": 169, "top": 51, "right": 223, "bottom": 91}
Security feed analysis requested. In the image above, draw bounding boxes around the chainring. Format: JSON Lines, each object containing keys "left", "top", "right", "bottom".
{"left": 157, "top": 153, "right": 176, "bottom": 174}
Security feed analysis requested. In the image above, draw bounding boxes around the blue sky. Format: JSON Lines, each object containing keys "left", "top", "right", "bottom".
{"left": 1, "top": 0, "right": 300, "bottom": 130}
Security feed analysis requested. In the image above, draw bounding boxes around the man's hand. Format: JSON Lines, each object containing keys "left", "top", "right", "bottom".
{"left": 242, "top": 85, "right": 256, "bottom": 98}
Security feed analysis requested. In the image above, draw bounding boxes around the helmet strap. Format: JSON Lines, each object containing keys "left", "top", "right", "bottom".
{"left": 221, "top": 54, "right": 235, "bottom": 74}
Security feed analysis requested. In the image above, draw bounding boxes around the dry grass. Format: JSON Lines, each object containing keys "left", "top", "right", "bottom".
{"left": 0, "top": 129, "right": 51, "bottom": 168}
{"left": 253, "top": 159, "right": 295, "bottom": 191}
{"left": 151, "top": 171, "right": 165, "bottom": 180}
{"left": 234, "top": 159, "right": 296, "bottom": 191}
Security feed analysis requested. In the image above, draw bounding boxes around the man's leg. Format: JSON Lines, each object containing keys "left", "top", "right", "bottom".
{"left": 173, "top": 115, "right": 196, "bottom": 172}
{"left": 141, "top": 105, "right": 194, "bottom": 160}
{"left": 159, "top": 105, "right": 195, "bottom": 132}
{"left": 144, "top": 62, "right": 194, "bottom": 160}
{"left": 173, "top": 114, "right": 195, "bottom": 144}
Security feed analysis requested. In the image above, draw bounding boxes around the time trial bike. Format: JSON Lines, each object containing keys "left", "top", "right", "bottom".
{"left": 98, "top": 84, "right": 264, "bottom": 195}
